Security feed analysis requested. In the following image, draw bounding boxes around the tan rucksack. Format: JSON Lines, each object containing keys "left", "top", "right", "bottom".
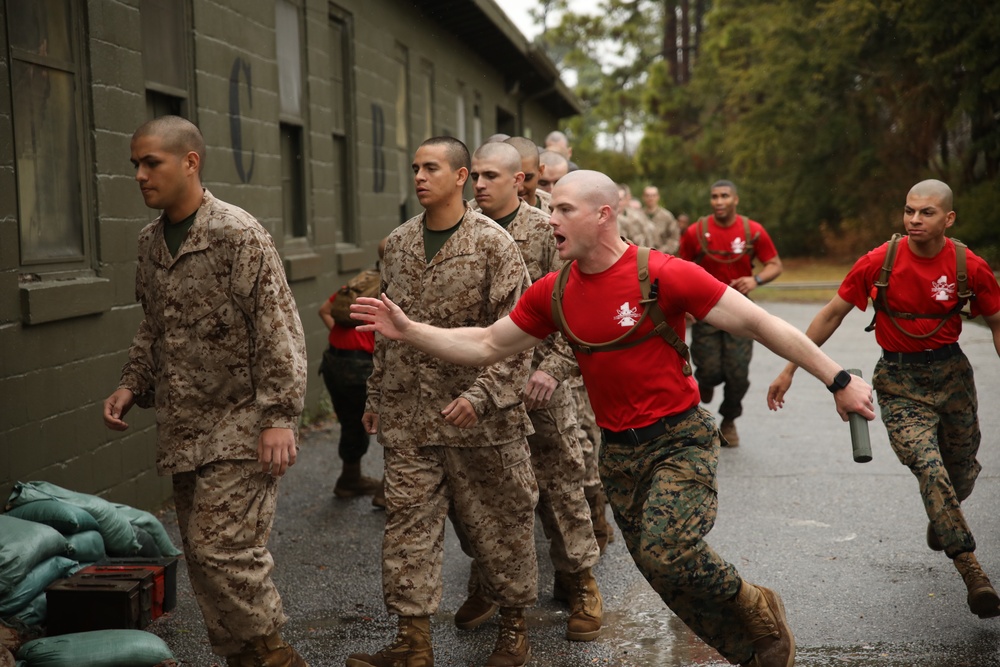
{"left": 329, "top": 268, "right": 381, "bottom": 328}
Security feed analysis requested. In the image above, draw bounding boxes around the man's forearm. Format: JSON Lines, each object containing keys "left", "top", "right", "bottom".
{"left": 403, "top": 321, "right": 499, "bottom": 367}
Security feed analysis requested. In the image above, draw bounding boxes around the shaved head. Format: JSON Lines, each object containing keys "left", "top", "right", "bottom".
{"left": 132, "top": 115, "right": 206, "bottom": 171}
{"left": 909, "top": 179, "right": 953, "bottom": 211}
{"left": 503, "top": 136, "right": 540, "bottom": 170}
{"left": 473, "top": 141, "right": 521, "bottom": 174}
{"left": 420, "top": 136, "right": 471, "bottom": 172}
{"left": 545, "top": 130, "right": 572, "bottom": 159}
{"left": 540, "top": 150, "right": 569, "bottom": 171}
{"left": 557, "top": 170, "right": 619, "bottom": 213}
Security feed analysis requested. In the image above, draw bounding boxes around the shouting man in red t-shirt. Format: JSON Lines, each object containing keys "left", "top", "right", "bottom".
{"left": 351, "top": 169, "right": 874, "bottom": 667}
{"left": 769, "top": 179, "right": 1000, "bottom": 620}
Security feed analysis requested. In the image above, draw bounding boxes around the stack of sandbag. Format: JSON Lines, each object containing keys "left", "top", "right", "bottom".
{"left": 0, "top": 516, "right": 73, "bottom": 631}
{"left": 5, "top": 482, "right": 181, "bottom": 560}
{"left": 15, "top": 629, "right": 177, "bottom": 667}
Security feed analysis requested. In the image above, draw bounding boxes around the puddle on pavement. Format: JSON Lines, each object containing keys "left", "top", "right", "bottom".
{"left": 599, "top": 581, "right": 1000, "bottom": 667}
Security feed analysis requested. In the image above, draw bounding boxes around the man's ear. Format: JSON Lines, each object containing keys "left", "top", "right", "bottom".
{"left": 515, "top": 171, "right": 525, "bottom": 187}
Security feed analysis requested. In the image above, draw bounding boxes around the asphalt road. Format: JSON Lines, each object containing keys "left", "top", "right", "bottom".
{"left": 148, "top": 301, "right": 1000, "bottom": 667}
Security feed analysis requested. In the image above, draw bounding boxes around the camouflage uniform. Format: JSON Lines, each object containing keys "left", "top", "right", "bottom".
{"left": 368, "top": 203, "right": 539, "bottom": 615}
{"left": 600, "top": 407, "right": 754, "bottom": 665}
{"left": 645, "top": 205, "right": 680, "bottom": 255}
{"left": 119, "top": 189, "right": 307, "bottom": 656}
{"left": 618, "top": 208, "right": 654, "bottom": 248}
{"left": 690, "top": 321, "right": 754, "bottom": 421}
{"left": 874, "top": 353, "right": 980, "bottom": 556}
{"left": 505, "top": 201, "right": 598, "bottom": 576}
{"left": 533, "top": 188, "right": 552, "bottom": 216}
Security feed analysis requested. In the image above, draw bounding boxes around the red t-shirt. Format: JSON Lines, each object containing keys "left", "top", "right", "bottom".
{"left": 509, "top": 245, "right": 727, "bottom": 431}
{"left": 327, "top": 293, "right": 376, "bottom": 353}
{"left": 678, "top": 215, "right": 778, "bottom": 284}
{"left": 839, "top": 237, "right": 1000, "bottom": 352}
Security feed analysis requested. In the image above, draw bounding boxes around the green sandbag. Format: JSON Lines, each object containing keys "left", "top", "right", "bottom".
{"left": 7, "top": 591, "right": 47, "bottom": 628}
{"left": 0, "top": 556, "right": 76, "bottom": 616}
{"left": 0, "top": 516, "right": 68, "bottom": 599}
{"left": 6, "top": 482, "right": 139, "bottom": 556}
{"left": 65, "top": 531, "right": 106, "bottom": 564}
{"left": 16, "top": 629, "right": 175, "bottom": 666}
{"left": 113, "top": 504, "right": 182, "bottom": 557}
{"left": 4, "top": 501, "right": 100, "bottom": 535}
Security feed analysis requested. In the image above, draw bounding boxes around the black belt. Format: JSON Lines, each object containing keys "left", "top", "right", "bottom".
{"left": 327, "top": 346, "right": 371, "bottom": 360}
{"left": 602, "top": 407, "right": 698, "bottom": 446}
{"left": 881, "top": 343, "right": 962, "bottom": 365}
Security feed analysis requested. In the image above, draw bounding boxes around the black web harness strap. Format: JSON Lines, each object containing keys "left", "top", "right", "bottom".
{"left": 694, "top": 215, "right": 759, "bottom": 265}
{"left": 550, "top": 246, "right": 693, "bottom": 376}
{"left": 865, "top": 233, "right": 974, "bottom": 340}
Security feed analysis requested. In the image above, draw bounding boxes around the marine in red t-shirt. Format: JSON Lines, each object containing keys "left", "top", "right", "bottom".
{"left": 769, "top": 179, "right": 1000, "bottom": 620}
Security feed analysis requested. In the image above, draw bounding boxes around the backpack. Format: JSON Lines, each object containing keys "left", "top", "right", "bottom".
{"left": 865, "top": 233, "right": 974, "bottom": 339}
{"left": 550, "top": 246, "right": 693, "bottom": 376}
{"left": 329, "top": 268, "right": 381, "bottom": 328}
{"left": 694, "top": 215, "right": 758, "bottom": 265}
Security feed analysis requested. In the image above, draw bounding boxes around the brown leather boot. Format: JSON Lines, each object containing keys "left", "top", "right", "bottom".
{"left": 345, "top": 616, "right": 433, "bottom": 667}
{"left": 226, "top": 632, "right": 308, "bottom": 667}
{"left": 565, "top": 568, "right": 602, "bottom": 641}
{"left": 732, "top": 582, "right": 794, "bottom": 667}
{"left": 334, "top": 462, "right": 382, "bottom": 498}
{"left": 486, "top": 608, "right": 530, "bottom": 667}
{"left": 586, "top": 488, "right": 614, "bottom": 554}
{"left": 954, "top": 552, "right": 1000, "bottom": 619}
{"left": 720, "top": 418, "right": 740, "bottom": 447}
{"left": 454, "top": 565, "right": 497, "bottom": 630}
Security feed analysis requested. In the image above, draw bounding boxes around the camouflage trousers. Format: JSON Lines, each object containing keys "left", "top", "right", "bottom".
{"left": 173, "top": 461, "right": 286, "bottom": 656}
{"left": 600, "top": 407, "right": 754, "bottom": 664}
{"left": 571, "top": 380, "right": 603, "bottom": 492}
{"left": 526, "top": 387, "right": 600, "bottom": 573}
{"left": 319, "top": 347, "right": 374, "bottom": 464}
{"left": 382, "top": 442, "right": 539, "bottom": 616}
{"left": 874, "top": 352, "right": 982, "bottom": 557}
{"left": 690, "top": 321, "right": 753, "bottom": 420}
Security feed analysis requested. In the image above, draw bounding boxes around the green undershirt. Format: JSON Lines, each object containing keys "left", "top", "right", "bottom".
{"left": 491, "top": 207, "right": 519, "bottom": 230}
{"left": 163, "top": 209, "right": 199, "bottom": 257}
{"left": 423, "top": 215, "right": 464, "bottom": 262}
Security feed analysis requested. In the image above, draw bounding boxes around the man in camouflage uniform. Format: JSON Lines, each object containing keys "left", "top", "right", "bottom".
{"left": 642, "top": 185, "right": 681, "bottom": 255}
{"left": 461, "top": 141, "right": 602, "bottom": 642}
{"left": 103, "top": 116, "right": 308, "bottom": 667}
{"left": 616, "top": 183, "right": 655, "bottom": 247}
{"left": 504, "top": 136, "right": 551, "bottom": 215}
{"left": 538, "top": 150, "right": 570, "bottom": 195}
{"left": 769, "top": 179, "right": 1000, "bottom": 620}
{"left": 346, "top": 137, "right": 539, "bottom": 667}
{"left": 352, "top": 169, "right": 877, "bottom": 667}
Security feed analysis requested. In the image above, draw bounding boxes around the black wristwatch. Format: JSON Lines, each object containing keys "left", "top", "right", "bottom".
{"left": 826, "top": 370, "right": 852, "bottom": 393}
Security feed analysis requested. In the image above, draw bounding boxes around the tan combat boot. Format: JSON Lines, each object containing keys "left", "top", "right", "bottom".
{"left": 345, "top": 616, "right": 433, "bottom": 667}
{"left": 954, "top": 552, "right": 1000, "bottom": 619}
{"left": 225, "top": 632, "right": 309, "bottom": 667}
{"left": 486, "top": 608, "right": 530, "bottom": 667}
{"left": 720, "top": 418, "right": 740, "bottom": 447}
{"left": 732, "top": 581, "right": 795, "bottom": 667}
{"left": 334, "top": 462, "right": 382, "bottom": 498}
{"left": 454, "top": 565, "right": 497, "bottom": 630}
{"left": 565, "top": 568, "right": 603, "bottom": 641}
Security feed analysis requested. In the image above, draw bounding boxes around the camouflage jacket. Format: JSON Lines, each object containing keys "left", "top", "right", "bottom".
{"left": 619, "top": 208, "right": 655, "bottom": 247}
{"left": 646, "top": 206, "right": 680, "bottom": 255}
{"left": 367, "top": 202, "right": 533, "bottom": 448}
{"left": 533, "top": 188, "right": 552, "bottom": 216}
{"left": 119, "top": 189, "right": 307, "bottom": 473}
{"left": 505, "top": 201, "right": 578, "bottom": 387}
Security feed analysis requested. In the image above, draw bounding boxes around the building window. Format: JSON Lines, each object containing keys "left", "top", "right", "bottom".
{"left": 420, "top": 60, "right": 434, "bottom": 141}
{"left": 276, "top": 0, "right": 307, "bottom": 240}
{"left": 455, "top": 84, "right": 466, "bottom": 144}
{"left": 140, "top": 0, "right": 190, "bottom": 118}
{"left": 329, "top": 9, "right": 357, "bottom": 245}
{"left": 473, "top": 93, "right": 483, "bottom": 148}
{"left": 8, "top": 0, "right": 89, "bottom": 266}
{"left": 394, "top": 44, "right": 410, "bottom": 223}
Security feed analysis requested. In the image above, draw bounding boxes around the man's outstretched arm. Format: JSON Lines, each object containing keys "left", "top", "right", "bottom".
{"left": 351, "top": 294, "right": 543, "bottom": 366}
{"left": 702, "top": 288, "right": 875, "bottom": 421}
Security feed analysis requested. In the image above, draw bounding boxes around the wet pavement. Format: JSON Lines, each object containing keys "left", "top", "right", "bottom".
{"left": 147, "top": 301, "right": 1000, "bottom": 666}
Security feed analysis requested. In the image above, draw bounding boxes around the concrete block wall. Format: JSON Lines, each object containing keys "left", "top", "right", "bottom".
{"left": 0, "top": 0, "right": 571, "bottom": 510}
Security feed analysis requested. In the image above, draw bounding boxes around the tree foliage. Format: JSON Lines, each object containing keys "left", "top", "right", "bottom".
{"left": 538, "top": 0, "right": 1000, "bottom": 259}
